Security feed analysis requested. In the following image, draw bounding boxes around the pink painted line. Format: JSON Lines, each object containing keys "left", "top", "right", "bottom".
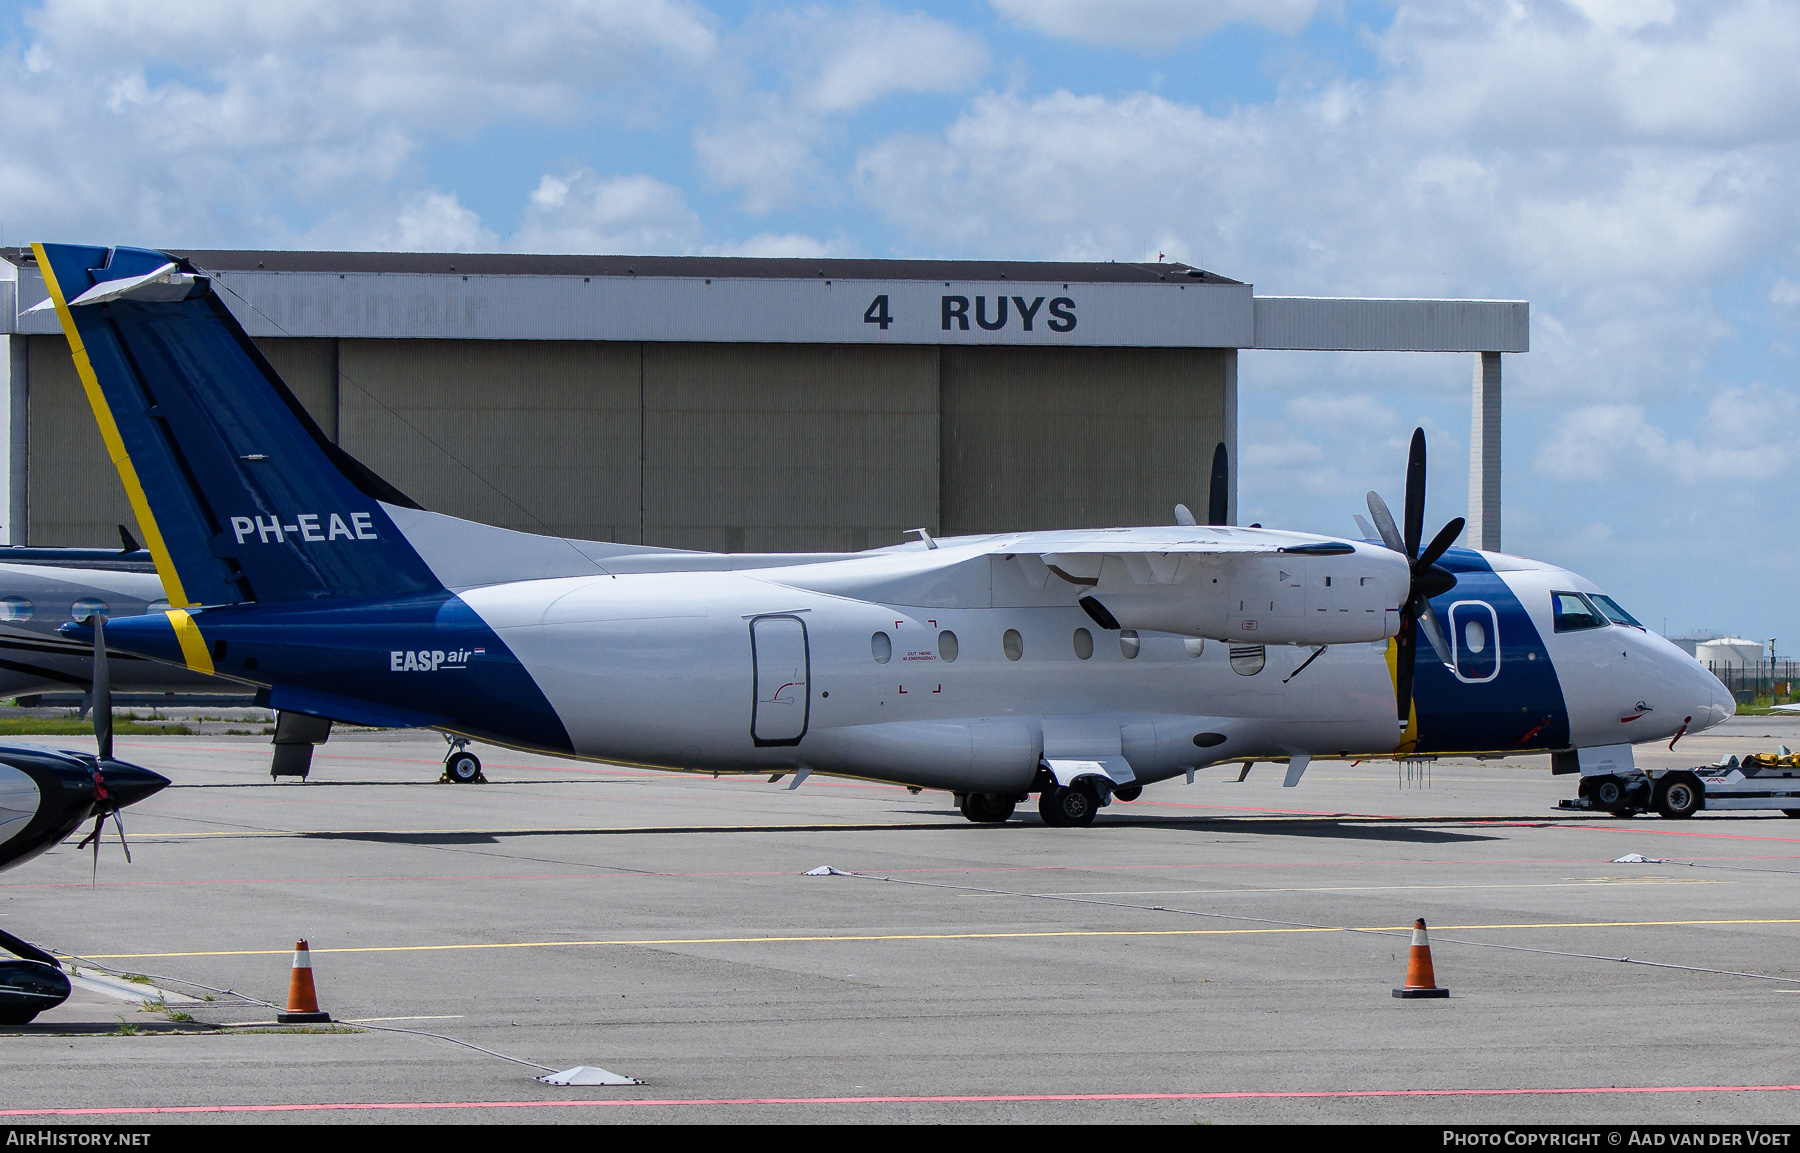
{"left": 1563, "top": 823, "right": 1800, "bottom": 845}
{"left": 8, "top": 1084, "right": 1800, "bottom": 1116}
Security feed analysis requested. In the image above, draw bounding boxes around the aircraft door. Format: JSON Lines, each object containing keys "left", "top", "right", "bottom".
{"left": 751, "top": 615, "right": 810, "bottom": 746}
{"left": 1449, "top": 600, "right": 1500, "bottom": 683}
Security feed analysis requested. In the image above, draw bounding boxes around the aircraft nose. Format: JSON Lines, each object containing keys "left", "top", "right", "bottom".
{"left": 98, "top": 761, "right": 170, "bottom": 810}
{"left": 1690, "top": 662, "right": 1736, "bottom": 732}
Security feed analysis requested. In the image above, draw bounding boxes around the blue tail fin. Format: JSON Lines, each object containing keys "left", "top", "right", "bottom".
{"left": 33, "top": 243, "right": 442, "bottom": 608}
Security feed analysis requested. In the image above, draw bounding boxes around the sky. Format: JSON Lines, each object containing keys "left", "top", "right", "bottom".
{"left": 0, "top": 0, "right": 1796, "bottom": 647}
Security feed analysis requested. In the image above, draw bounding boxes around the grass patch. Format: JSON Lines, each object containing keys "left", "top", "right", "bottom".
{"left": 124, "top": 974, "right": 152, "bottom": 985}
{"left": 229, "top": 1025, "right": 362, "bottom": 1035}
{"left": 111, "top": 1020, "right": 140, "bottom": 1036}
{"left": 0, "top": 718, "right": 192, "bottom": 736}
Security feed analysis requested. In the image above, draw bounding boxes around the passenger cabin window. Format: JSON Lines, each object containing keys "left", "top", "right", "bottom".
{"left": 1073, "top": 628, "right": 1094, "bottom": 660}
{"left": 1230, "top": 644, "right": 1266, "bottom": 676}
{"left": 1550, "top": 592, "right": 1607, "bottom": 633}
{"left": 1590, "top": 594, "right": 1644, "bottom": 630}
{"left": 0, "top": 596, "right": 31, "bottom": 622}
{"left": 1119, "top": 630, "right": 1140, "bottom": 659}
{"left": 1003, "top": 629, "right": 1023, "bottom": 661}
{"left": 937, "top": 631, "right": 959, "bottom": 662}
{"left": 871, "top": 631, "right": 892, "bottom": 663}
{"left": 70, "top": 598, "right": 108, "bottom": 622}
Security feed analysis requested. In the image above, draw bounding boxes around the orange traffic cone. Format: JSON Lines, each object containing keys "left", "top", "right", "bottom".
{"left": 276, "top": 939, "right": 333, "bottom": 1023}
{"left": 1391, "top": 918, "right": 1449, "bottom": 999}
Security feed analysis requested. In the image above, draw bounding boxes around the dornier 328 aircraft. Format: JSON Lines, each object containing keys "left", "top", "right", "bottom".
{"left": 29, "top": 243, "right": 1734, "bottom": 826}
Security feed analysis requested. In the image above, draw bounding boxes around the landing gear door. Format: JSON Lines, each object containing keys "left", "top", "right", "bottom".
{"left": 751, "top": 615, "right": 810, "bottom": 747}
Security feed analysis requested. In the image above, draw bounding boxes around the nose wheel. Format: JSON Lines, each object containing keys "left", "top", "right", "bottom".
{"left": 441, "top": 736, "right": 485, "bottom": 784}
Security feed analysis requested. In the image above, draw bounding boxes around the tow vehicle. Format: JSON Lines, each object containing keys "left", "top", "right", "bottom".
{"left": 1559, "top": 750, "right": 1800, "bottom": 819}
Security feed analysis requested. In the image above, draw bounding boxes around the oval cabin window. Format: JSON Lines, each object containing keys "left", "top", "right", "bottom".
{"left": 1073, "top": 628, "right": 1094, "bottom": 660}
{"left": 871, "top": 631, "right": 892, "bottom": 663}
{"left": 1119, "top": 630, "right": 1140, "bottom": 659}
{"left": 1003, "top": 629, "right": 1023, "bottom": 661}
{"left": 70, "top": 598, "right": 108, "bottom": 622}
{"left": 0, "top": 596, "right": 32, "bottom": 622}
{"left": 938, "top": 631, "right": 959, "bottom": 662}
{"left": 1230, "top": 644, "right": 1266, "bottom": 676}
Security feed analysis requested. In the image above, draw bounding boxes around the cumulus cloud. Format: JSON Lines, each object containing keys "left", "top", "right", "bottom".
{"left": 373, "top": 191, "right": 499, "bottom": 252}
{"left": 989, "top": 0, "right": 1320, "bottom": 48}
{"left": 0, "top": 0, "right": 718, "bottom": 245}
{"left": 695, "top": 6, "right": 988, "bottom": 212}
{"left": 807, "top": 8, "right": 989, "bottom": 113}
{"left": 511, "top": 171, "right": 703, "bottom": 255}
{"left": 853, "top": 3, "right": 1800, "bottom": 409}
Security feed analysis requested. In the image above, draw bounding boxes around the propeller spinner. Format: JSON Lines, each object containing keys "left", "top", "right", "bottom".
{"left": 1365, "top": 428, "right": 1465, "bottom": 730}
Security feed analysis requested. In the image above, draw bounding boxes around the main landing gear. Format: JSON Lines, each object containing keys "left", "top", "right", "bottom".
{"left": 441, "top": 735, "right": 484, "bottom": 784}
{"left": 1039, "top": 781, "right": 1101, "bottom": 828}
{"left": 958, "top": 793, "right": 1018, "bottom": 823}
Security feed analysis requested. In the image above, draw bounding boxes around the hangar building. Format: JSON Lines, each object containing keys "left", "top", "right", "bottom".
{"left": 0, "top": 249, "right": 1526, "bottom": 556}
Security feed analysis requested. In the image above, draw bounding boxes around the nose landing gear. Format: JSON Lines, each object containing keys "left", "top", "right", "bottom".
{"left": 441, "top": 735, "right": 484, "bottom": 784}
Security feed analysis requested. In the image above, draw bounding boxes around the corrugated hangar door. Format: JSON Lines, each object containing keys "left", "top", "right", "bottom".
{"left": 938, "top": 346, "right": 1235, "bottom": 534}
{"left": 25, "top": 335, "right": 335, "bottom": 547}
{"left": 337, "top": 340, "right": 643, "bottom": 544}
{"left": 642, "top": 343, "right": 938, "bottom": 553}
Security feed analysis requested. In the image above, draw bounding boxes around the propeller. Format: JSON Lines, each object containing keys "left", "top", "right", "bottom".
{"left": 1365, "top": 428, "right": 1465, "bottom": 730}
{"left": 1175, "top": 444, "right": 1233, "bottom": 528}
{"left": 1207, "top": 443, "right": 1230, "bottom": 526}
{"left": 73, "top": 612, "right": 131, "bottom": 883}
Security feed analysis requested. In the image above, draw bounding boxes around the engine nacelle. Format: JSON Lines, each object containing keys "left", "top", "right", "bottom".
{"left": 1066, "top": 543, "right": 1408, "bottom": 646}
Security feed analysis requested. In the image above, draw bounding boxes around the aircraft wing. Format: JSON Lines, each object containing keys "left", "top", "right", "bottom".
{"left": 770, "top": 527, "right": 1410, "bottom": 646}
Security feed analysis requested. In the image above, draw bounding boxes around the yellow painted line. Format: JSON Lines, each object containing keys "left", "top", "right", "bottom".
{"left": 31, "top": 243, "right": 193, "bottom": 613}
{"left": 78, "top": 918, "right": 1800, "bottom": 960}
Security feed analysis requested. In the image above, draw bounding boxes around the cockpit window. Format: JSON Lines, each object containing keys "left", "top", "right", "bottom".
{"left": 1589, "top": 594, "right": 1643, "bottom": 630}
{"left": 1550, "top": 591, "right": 1607, "bottom": 633}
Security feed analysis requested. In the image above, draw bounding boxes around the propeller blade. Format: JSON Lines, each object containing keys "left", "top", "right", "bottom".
{"left": 1416, "top": 597, "right": 1455, "bottom": 668}
{"left": 1365, "top": 491, "right": 1404, "bottom": 553}
{"left": 78, "top": 813, "right": 103, "bottom": 886}
{"left": 1207, "top": 442, "right": 1230, "bottom": 526}
{"left": 110, "top": 808, "right": 131, "bottom": 864}
{"left": 1393, "top": 614, "right": 1417, "bottom": 729}
{"left": 1403, "top": 427, "right": 1426, "bottom": 560}
{"left": 91, "top": 615, "right": 111, "bottom": 762}
{"left": 1173, "top": 503, "right": 1197, "bottom": 527}
{"left": 1416, "top": 517, "right": 1465, "bottom": 572}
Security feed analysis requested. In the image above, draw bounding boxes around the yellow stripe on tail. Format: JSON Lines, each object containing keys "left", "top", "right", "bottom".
{"left": 166, "top": 610, "right": 214, "bottom": 676}
{"left": 31, "top": 242, "right": 194, "bottom": 611}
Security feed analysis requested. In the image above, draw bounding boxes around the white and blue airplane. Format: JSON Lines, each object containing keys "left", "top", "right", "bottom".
{"left": 28, "top": 242, "right": 1733, "bottom": 826}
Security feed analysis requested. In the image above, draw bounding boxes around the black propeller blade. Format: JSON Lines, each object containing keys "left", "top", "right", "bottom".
{"left": 1207, "top": 443, "right": 1230, "bottom": 526}
{"left": 1365, "top": 428, "right": 1465, "bottom": 731}
{"left": 74, "top": 612, "right": 131, "bottom": 882}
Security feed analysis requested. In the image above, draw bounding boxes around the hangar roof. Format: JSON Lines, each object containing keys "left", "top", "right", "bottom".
{"left": 3, "top": 247, "right": 1240, "bottom": 285}
{"left": 0, "top": 247, "right": 1526, "bottom": 352}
